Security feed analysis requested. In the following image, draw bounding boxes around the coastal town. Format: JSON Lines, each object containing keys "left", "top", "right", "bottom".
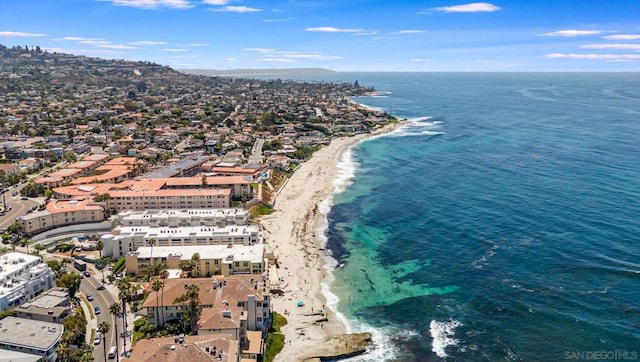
{"left": 0, "top": 44, "right": 395, "bottom": 362}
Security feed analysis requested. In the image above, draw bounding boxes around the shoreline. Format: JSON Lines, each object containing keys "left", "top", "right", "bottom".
{"left": 260, "top": 122, "right": 403, "bottom": 362}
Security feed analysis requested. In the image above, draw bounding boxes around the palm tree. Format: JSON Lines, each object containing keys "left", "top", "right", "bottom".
{"left": 184, "top": 284, "right": 201, "bottom": 334}
{"left": 109, "top": 302, "right": 121, "bottom": 362}
{"left": 118, "top": 288, "right": 130, "bottom": 355}
{"left": 96, "top": 239, "right": 105, "bottom": 282}
{"left": 147, "top": 239, "right": 156, "bottom": 262}
{"left": 98, "top": 321, "right": 110, "bottom": 360}
{"left": 151, "top": 279, "right": 163, "bottom": 328}
{"left": 191, "top": 253, "right": 200, "bottom": 277}
{"left": 173, "top": 293, "right": 189, "bottom": 333}
{"left": 56, "top": 331, "right": 74, "bottom": 362}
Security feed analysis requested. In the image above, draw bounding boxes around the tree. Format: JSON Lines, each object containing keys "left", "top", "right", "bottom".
{"left": 191, "top": 253, "right": 200, "bottom": 277}
{"left": 172, "top": 293, "right": 189, "bottom": 334}
{"left": 116, "top": 277, "right": 132, "bottom": 354}
{"left": 147, "top": 239, "right": 156, "bottom": 262}
{"left": 151, "top": 279, "right": 163, "bottom": 328}
{"left": 55, "top": 334, "right": 73, "bottom": 362}
{"left": 109, "top": 302, "right": 121, "bottom": 362}
{"left": 56, "top": 272, "right": 81, "bottom": 299}
{"left": 98, "top": 321, "right": 110, "bottom": 361}
{"left": 184, "top": 284, "right": 201, "bottom": 334}
{"left": 44, "top": 188, "right": 54, "bottom": 199}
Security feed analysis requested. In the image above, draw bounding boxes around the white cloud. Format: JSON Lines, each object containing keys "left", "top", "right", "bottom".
{"left": 432, "top": 2, "right": 500, "bottom": 13}
{"left": 225, "top": 57, "right": 237, "bottom": 61}
{"left": 396, "top": 30, "right": 424, "bottom": 34}
{"left": 202, "top": 0, "right": 229, "bottom": 4}
{"left": 263, "top": 17, "right": 294, "bottom": 23}
{"left": 602, "top": 34, "right": 640, "bottom": 40}
{"left": 0, "top": 31, "right": 46, "bottom": 37}
{"left": 244, "top": 48, "right": 277, "bottom": 54}
{"left": 258, "top": 58, "right": 295, "bottom": 63}
{"left": 306, "top": 27, "right": 364, "bottom": 33}
{"left": 540, "top": 30, "right": 602, "bottom": 37}
{"left": 411, "top": 58, "right": 431, "bottom": 62}
{"left": 245, "top": 48, "right": 342, "bottom": 61}
{"left": 544, "top": 53, "right": 640, "bottom": 60}
{"left": 128, "top": 40, "right": 167, "bottom": 45}
{"left": 581, "top": 43, "right": 640, "bottom": 50}
{"left": 162, "top": 48, "right": 189, "bottom": 52}
{"left": 111, "top": 0, "right": 193, "bottom": 9}
{"left": 211, "top": 6, "right": 262, "bottom": 12}
{"left": 96, "top": 43, "right": 138, "bottom": 49}
{"left": 354, "top": 31, "right": 378, "bottom": 36}
{"left": 44, "top": 47, "right": 122, "bottom": 56}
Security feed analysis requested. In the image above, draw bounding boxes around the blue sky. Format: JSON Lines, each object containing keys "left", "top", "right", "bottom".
{"left": 1, "top": 0, "right": 640, "bottom": 71}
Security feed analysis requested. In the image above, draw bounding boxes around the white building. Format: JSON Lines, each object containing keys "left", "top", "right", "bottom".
{"left": 102, "top": 224, "right": 263, "bottom": 258}
{"left": 0, "top": 316, "right": 64, "bottom": 361}
{"left": 0, "top": 252, "right": 56, "bottom": 311}
{"left": 125, "top": 244, "right": 267, "bottom": 277}
{"left": 118, "top": 208, "right": 249, "bottom": 228}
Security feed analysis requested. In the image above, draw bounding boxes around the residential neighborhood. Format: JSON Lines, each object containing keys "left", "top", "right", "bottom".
{"left": 0, "top": 44, "right": 395, "bottom": 362}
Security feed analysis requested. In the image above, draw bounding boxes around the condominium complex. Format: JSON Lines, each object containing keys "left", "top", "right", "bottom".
{"left": 118, "top": 208, "right": 249, "bottom": 228}
{"left": 142, "top": 275, "right": 270, "bottom": 347}
{"left": 17, "top": 197, "right": 105, "bottom": 235}
{"left": 102, "top": 224, "right": 262, "bottom": 258}
{"left": 125, "top": 244, "right": 267, "bottom": 277}
{"left": 0, "top": 252, "right": 56, "bottom": 311}
{"left": 106, "top": 188, "right": 232, "bottom": 211}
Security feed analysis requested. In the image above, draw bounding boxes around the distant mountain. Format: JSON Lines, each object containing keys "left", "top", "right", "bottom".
{"left": 179, "top": 68, "right": 336, "bottom": 77}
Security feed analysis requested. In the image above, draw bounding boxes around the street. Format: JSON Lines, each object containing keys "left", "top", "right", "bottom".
{"left": 80, "top": 269, "right": 123, "bottom": 362}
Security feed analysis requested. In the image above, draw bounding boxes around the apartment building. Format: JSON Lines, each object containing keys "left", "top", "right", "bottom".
{"left": 141, "top": 275, "right": 270, "bottom": 349}
{"left": 117, "top": 208, "right": 249, "bottom": 228}
{"left": 101, "top": 224, "right": 262, "bottom": 258}
{"left": 0, "top": 253, "right": 56, "bottom": 312}
{"left": 125, "top": 244, "right": 266, "bottom": 277}
{"left": 17, "top": 197, "right": 105, "bottom": 235}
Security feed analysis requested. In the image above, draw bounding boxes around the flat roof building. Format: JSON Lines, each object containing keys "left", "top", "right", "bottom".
{"left": 15, "top": 287, "right": 71, "bottom": 324}
{"left": 125, "top": 244, "right": 266, "bottom": 278}
{"left": 0, "top": 316, "right": 64, "bottom": 362}
{"left": 102, "top": 224, "right": 262, "bottom": 258}
{"left": 0, "top": 253, "right": 56, "bottom": 311}
{"left": 118, "top": 208, "right": 249, "bottom": 228}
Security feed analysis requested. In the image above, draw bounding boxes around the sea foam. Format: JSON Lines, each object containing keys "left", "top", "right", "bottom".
{"left": 430, "top": 319, "right": 462, "bottom": 358}
{"left": 317, "top": 141, "right": 401, "bottom": 361}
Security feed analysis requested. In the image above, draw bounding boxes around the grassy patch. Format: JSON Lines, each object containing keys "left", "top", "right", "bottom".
{"left": 81, "top": 295, "right": 95, "bottom": 319}
{"left": 272, "top": 312, "right": 287, "bottom": 332}
{"left": 90, "top": 328, "right": 95, "bottom": 343}
{"left": 263, "top": 312, "right": 288, "bottom": 362}
{"left": 249, "top": 203, "right": 274, "bottom": 218}
{"left": 263, "top": 333, "right": 285, "bottom": 362}
{"left": 132, "top": 331, "right": 144, "bottom": 347}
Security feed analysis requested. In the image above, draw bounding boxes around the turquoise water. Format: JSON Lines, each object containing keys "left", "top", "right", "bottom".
{"left": 312, "top": 73, "right": 640, "bottom": 361}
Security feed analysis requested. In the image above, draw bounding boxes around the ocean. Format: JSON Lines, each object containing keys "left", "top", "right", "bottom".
{"left": 292, "top": 73, "right": 640, "bottom": 361}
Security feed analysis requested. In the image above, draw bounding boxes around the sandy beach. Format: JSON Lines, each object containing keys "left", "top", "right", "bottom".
{"left": 260, "top": 124, "right": 400, "bottom": 361}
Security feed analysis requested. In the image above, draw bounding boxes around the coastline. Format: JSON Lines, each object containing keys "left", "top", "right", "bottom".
{"left": 260, "top": 122, "right": 403, "bottom": 362}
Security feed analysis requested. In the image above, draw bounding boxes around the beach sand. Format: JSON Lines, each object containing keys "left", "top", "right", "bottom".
{"left": 260, "top": 124, "right": 400, "bottom": 362}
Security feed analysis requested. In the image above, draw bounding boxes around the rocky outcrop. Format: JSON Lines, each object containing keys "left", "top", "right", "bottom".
{"left": 301, "top": 332, "right": 374, "bottom": 362}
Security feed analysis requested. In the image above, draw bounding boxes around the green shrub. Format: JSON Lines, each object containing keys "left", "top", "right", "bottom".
{"left": 112, "top": 257, "right": 126, "bottom": 274}
{"left": 263, "top": 333, "right": 285, "bottom": 362}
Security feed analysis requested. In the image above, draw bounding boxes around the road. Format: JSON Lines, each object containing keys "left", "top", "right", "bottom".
{"left": 248, "top": 138, "right": 265, "bottom": 164}
{"left": 0, "top": 187, "right": 40, "bottom": 230}
{"left": 80, "top": 270, "right": 122, "bottom": 362}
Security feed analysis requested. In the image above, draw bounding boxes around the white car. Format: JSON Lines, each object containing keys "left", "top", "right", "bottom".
{"left": 94, "top": 333, "right": 101, "bottom": 345}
